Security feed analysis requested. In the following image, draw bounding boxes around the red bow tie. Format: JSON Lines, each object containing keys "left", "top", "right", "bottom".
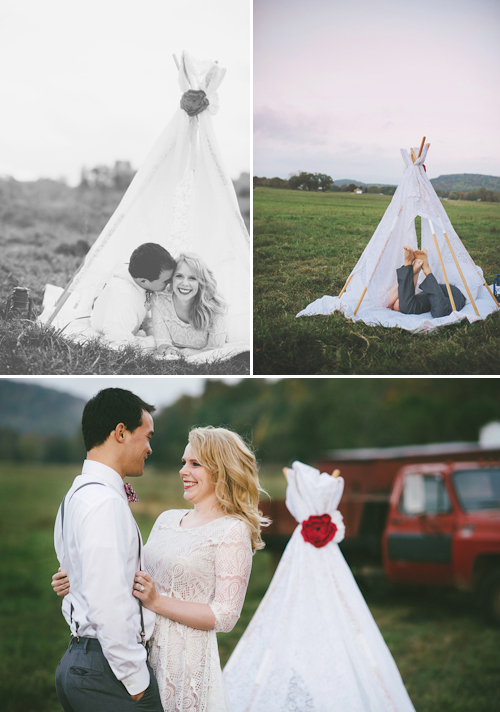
{"left": 124, "top": 482, "right": 139, "bottom": 502}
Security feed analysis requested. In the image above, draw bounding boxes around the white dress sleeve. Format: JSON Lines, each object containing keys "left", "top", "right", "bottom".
{"left": 206, "top": 313, "right": 227, "bottom": 348}
{"left": 209, "top": 518, "right": 253, "bottom": 633}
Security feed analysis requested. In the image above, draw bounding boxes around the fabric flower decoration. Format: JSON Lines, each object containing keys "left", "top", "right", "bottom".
{"left": 301, "top": 514, "right": 337, "bottom": 548}
{"left": 180, "top": 89, "right": 210, "bottom": 117}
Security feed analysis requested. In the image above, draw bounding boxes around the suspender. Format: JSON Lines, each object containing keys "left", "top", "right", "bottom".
{"left": 60, "top": 481, "right": 146, "bottom": 646}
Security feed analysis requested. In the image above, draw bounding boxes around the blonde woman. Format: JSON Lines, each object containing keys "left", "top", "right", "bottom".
{"left": 53, "top": 426, "right": 268, "bottom": 712}
{"left": 150, "top": 253, "right": 227, "bottom": 356}
{"left": 133, "top": 426, "right": 267, "bottom": 712}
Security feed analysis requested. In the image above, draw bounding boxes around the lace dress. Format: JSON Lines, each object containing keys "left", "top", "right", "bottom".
{"left": 150, "top": 291, "right": 227, "bottom": 350}
{"left": 144, "top": 510, "right": 253, "bottom": 712}
{"left": 223, "top": 462, "right": 416, "bottom": 712}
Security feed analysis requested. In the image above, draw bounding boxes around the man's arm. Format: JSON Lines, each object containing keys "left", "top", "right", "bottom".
{"left": 91, "top": 286, "right": 156, "bottom": 351}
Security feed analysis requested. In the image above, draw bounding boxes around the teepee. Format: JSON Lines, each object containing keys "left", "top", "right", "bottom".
{"left": 40, "top": 51, "right": 250, "bottom": 347}
{"left": 297, "top": 139, "right": 499, "bottom": 332}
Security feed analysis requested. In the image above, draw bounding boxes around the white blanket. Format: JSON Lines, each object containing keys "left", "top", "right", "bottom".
{"left": 297, "top": 283, "right": 499, "bottom": 333}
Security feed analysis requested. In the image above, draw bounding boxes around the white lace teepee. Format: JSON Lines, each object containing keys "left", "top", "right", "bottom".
{"left": 40, "top": 51, "right": 249, "bottom": 347}
{"left": 297, "top": 142, "right": 499, "bottom": 333}
{"left": 223, "top": 461, "right": 416, "bottom": 712}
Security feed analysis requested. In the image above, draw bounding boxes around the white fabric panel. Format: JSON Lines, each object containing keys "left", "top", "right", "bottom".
{"left": 224, "top": 461, "right": 415, "bottom": 712}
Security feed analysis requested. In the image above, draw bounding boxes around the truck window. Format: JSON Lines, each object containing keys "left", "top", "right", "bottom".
{"left": 453, "top": 469, "right": 500, "bottom": 511}
{"left": 400, "top": 473, "right": 451, "bottom": 515}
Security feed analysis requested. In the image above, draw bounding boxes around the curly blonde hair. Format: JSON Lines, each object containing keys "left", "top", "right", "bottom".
{"left": 188, "top": 426, "right": 270, "bottom": 552}
{"left": 175, "top": 253, "right": 226, "bottom": 331}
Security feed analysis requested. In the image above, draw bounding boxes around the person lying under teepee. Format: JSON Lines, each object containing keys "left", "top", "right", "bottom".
{"left": 89, "top": 243, "right": 228, "bottom": 357}
{"left": 387, "top": 245, "right": 466, "bottom": 318}
{"left": 296, "top": 139, "right": 499, "bottom": 333}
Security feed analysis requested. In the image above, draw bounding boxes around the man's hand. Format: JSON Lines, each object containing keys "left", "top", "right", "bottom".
{"left": 52, "top": 568, "right": 70, "bottom": 597}
{"left": 131, "top": 690, "right": 146, "bottom": 702}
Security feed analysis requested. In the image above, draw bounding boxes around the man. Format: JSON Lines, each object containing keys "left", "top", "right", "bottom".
{"left": 53, "top": 388, "right": 163, "bottom": 712}
{"left": 389, "top": 246, "right": 466, "bottom": 317}
{"left": 91, "top": 242, "right": 176, "bottom": 350}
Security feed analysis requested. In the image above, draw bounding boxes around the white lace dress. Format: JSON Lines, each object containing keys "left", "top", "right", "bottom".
{"left": 144, "top": 510, "right": 253, "bottom": 712}
{"left": 223, "top": 462, "right": 416, "bottom": 712}
{"left": 150, "top": 291, "right": 227, "bottom": 350}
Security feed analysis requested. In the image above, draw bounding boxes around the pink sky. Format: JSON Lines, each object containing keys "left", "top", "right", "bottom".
{"left": 254, "top": 0, "right": 500, "bottom": 184}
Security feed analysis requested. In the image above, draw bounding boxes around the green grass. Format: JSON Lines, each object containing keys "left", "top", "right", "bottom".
{"left": 253, "top": 188, "right": 500, "bottom": 374}
{"left": 0, "top": 179, "right": 250, "bottom": 375}
{"left": 0, "top": 315, "right": 250, "bottom": 375}
{"left": 2, "top": 463, "right": 500, "bottom": 712}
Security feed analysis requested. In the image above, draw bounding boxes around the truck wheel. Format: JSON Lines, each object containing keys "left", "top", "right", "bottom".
{"left": 479, "top": 568, "right": 500, "bottom": 626}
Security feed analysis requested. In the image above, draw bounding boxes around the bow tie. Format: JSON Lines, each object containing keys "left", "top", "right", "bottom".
{"left": 124, "top": 482, "right": 139, "bottom": 502}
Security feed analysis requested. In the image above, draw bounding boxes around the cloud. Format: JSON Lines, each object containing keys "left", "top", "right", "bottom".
{"left": 254, "top": 106, "right": 328, "bottom": 147}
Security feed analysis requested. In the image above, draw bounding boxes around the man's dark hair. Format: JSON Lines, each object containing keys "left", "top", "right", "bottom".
{"left": 128, "top": 243, "right": 176, "bottom": 281}
{"left": 82, "top": 388, "right": 156, "bottom": 451}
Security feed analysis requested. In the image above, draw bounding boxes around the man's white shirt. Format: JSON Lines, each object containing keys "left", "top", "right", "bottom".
{"left": 54, "top": 460, "right": 156, "bottom": 695}
{"left": 90, "top": 265, "right": 156, "bottom": 350}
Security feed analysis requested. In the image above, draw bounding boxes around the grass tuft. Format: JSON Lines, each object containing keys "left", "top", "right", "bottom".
{"left": 0, "top": 316, "right": 249, "bottom": 375}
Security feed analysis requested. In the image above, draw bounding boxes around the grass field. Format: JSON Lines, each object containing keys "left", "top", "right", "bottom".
{"left": 253, "top": 188, "right": 500, "bottom": 375}
{"left": 2, "top": 463, "right": 500, "bottom": 712}
{"left": 0, "top": 180, "right": 250, "bottom": 375}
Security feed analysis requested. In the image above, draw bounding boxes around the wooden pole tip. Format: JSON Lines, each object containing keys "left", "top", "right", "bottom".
{"left": 332, "top": 469, "right": 341, "bottom": 478}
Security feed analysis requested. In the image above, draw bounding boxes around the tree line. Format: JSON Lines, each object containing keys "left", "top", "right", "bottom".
{"left": 255, "top": 174, "right": 500, "bottom": 202}
{"left": 435, "top": 187, "right": 500, "bottom": 202}
{"left": 254, "top": 173, "right": 396, "bottom": 195}
{"left": 2, "top": 379, "right": 499, "bottom": 467}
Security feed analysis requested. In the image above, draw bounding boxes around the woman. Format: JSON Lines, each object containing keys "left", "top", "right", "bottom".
{"left": 53, "top": 426, "right": 268, "bottom": 712}
{"left": 150, "top": 253, "right": 227, "bottom": 356}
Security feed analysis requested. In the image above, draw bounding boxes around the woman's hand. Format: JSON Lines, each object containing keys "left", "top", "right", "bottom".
{"left": 52, "top": 568, "right": 70, "bottom": 597}
{"left": 133, "top": 571, "right": 161, "bottom": 612}
{"left": 157, "top": 343, "right": 181, "bottom": 357}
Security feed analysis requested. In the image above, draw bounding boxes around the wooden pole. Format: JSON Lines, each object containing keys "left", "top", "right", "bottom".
{"left": 338, "top": 273, "right": 353, "bottom": 298}
{"left": 482, "top": 281, "right": 500, "bottom": 308}
{"left": 428, "top": 219, "right": 456, "bottom": 312}
{"left": 442, "top": 229, "right": 480, "bottom": 316}
{"left": 354, "top": 286, "right": 368, "bottom": 315}
{"left": 353, "top": 207, "right": 402, "bottom": 315}
{"left": 410, "top": 148, "right": 417, "bottom": 163}
{"left": 417, "top": 136, "right": 426, "bottom": 159}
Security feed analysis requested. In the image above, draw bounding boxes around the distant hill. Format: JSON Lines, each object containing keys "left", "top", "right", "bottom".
{"left": 430, "top": 174, "right": 500, "bottom": 193}
{"left": 0, "top": 380, "right": 85, "bottom": 436}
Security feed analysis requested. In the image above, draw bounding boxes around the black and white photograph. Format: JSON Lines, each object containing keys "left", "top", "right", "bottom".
{"left": 1, "top": 0, "right": 251, "bottom": 375}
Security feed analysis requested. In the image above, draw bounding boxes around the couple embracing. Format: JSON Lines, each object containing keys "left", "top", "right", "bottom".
{"left": 53, "top": 388, "right": 266, "bottom": 711}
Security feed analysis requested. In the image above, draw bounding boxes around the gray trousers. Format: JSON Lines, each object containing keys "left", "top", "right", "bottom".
{"left": 396, "top": 264, "right": 466, "bottom": 317}
{"left": 56, "top": 637, "right": 163, "bottom": 712}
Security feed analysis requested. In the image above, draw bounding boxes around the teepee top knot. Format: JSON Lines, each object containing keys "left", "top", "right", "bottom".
{"left": 176, "top": 51, "right": 226, "bottom": 116}
{"left": 401, "top": 142, "right": 430, "bottom": 169}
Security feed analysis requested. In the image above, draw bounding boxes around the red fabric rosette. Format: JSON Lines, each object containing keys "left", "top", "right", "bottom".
{"left": 180, "top": 89, "right": 210, "bottom": 117}
{"left": 301, "top": 514, "right": 337, "bottom": 548}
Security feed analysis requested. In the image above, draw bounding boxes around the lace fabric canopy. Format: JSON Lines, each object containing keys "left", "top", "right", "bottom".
{"left": 297, "top": 142, "right": 499, "bottom": 333}
{"left": 41, "top": 51, "right": 249, "bottom": 345}
{"left": 223, "top": 461, "right": 416, "bottom": 712}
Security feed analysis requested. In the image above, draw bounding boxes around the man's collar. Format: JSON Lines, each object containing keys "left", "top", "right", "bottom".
{"left": 81, "top": 459, "right": 128, "bottom": 500}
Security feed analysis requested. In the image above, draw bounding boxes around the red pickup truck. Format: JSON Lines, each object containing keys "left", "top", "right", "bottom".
{"left": 382, "top": 461, "right": 500, "bottom": 624}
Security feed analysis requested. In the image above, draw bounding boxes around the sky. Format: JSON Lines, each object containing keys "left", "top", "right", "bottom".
{"left": 0, "top": 0, "right": 250, "bottom": 184}
{"left": 254, "top": 0, "right": 500, "bottom": 184}
{"left": 10, "top": 376, "right": 222, "bottom": 410}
